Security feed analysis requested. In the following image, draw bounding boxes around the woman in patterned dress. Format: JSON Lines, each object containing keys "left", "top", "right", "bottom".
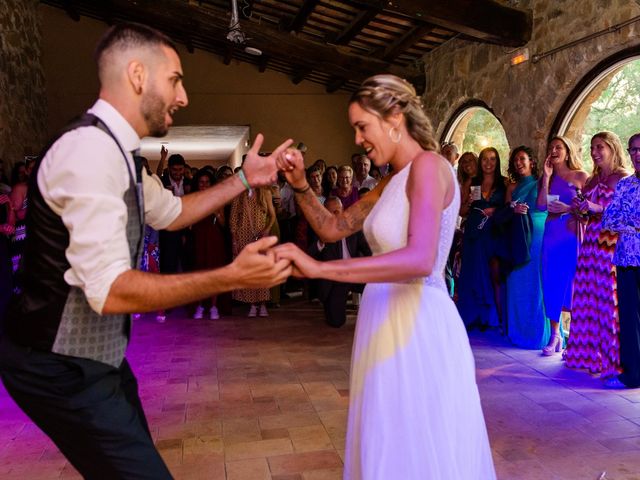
{"left": 564, "top": 132, "right": 630, "bottom": 377}
{"left": 229, "top": 186, "right": 276, "bottom": 317}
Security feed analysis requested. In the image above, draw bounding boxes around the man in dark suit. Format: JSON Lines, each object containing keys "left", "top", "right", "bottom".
{"left": 308, "top": 196, "right": 371, "bottom": 327}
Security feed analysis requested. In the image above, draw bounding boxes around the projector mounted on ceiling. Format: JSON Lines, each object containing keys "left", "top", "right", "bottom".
{"left": 226, "top": 0, "right": 262, "bottom": 56}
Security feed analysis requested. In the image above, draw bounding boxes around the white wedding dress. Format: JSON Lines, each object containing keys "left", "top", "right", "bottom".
{"left": 344, "top": 161, "right": 496, "bottom": 479}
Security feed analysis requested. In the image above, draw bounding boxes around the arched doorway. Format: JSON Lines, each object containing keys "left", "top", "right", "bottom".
{"left": 442, "top": 101, "right": 510, "bottom": 174}
{"left": 553, "top": 46, "right": 640, "bottom": 170}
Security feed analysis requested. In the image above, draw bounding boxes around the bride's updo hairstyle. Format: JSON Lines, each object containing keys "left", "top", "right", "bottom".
{"left": 349, "top": 74, "right": 438, "bottom": 152}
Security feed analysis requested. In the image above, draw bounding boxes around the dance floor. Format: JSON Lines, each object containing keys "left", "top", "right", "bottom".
{"left": 2, "top": 297, "right": 640, "bottom": 480}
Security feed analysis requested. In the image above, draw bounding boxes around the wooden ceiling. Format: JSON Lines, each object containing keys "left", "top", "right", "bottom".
{"left": 42, "top": 0, "right": 532, "bottom": 93}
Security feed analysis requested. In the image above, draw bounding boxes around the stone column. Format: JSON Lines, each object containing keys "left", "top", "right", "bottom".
{"left": 0, "top": 0, "right": 47, "bottom": 179}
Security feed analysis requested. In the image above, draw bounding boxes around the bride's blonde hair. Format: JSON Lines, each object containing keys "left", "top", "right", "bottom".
{"left": 350, "top": 74, "right": 438, "bottom": 152}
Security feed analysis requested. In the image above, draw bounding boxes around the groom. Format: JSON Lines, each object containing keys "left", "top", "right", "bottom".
{"left": 0, "top": 22, "right": 293, "bottom": 479}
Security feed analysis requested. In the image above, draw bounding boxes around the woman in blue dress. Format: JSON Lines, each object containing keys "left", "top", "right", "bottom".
{"left": 503, "top": 146, "right": 548, "bottom": 348}
{"left": 536, "top": 136, "right": 588, "bottom": 355}
{"left": 457, "top": 147, "right": 506, "bottom": 330}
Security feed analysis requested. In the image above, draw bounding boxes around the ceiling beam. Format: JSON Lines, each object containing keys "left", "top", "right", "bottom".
{"left": 355, "top": 0, "right": 531, "bottom": 47}
{"left": 286, "top": 0, "right": 320, "bottom": 32}
{"left": 328, "top": 8, "right": 380, "bottom": 45}
{"left": 326, "top": 77, "right": 347, "bottom": 94}
{"left": 222, "top": 45, "right": 234, "bottom": 66}
{"left": 258, "top": 54, "right": 270, "bottom": 73}
{"left": 291, "top": 67, "right": 312, "bottom": 85}
{"left": 62, "top": 0, "right": 80, "bottom": 21}
{"left": 378, "top": 22, "right": 435, "bottom": 61}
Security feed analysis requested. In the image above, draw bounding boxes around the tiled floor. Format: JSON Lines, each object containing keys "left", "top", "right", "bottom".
{"left": 2, "top": 298, "right": 640, "bottom": 479}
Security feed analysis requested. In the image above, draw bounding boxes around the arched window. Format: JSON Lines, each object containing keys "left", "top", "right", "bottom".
{"left": 442, "top": 101, "right": 510, "bottom": 174}
{"left": 553, "top": 47, "right": 640, "bottom": 170}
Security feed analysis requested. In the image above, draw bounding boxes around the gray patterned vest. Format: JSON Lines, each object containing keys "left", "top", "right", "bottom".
{"left": 4, "top": 114, "right": 144, "bottom": 368}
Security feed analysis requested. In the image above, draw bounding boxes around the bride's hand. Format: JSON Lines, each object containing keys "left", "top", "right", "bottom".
{"left": 274, "top": 242, "right": 321, "bottom": 279}
{"left": 276, "top": 148, "right": 307, "bottom": 189}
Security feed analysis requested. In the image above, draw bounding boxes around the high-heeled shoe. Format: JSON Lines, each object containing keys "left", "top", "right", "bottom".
{"left": 542, "top": 334, "right": 563, "bottom": 356}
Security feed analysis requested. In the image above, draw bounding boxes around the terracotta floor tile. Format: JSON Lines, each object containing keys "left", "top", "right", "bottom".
{"left": 225, "top": 438, "right": 293, "bottom": 461}
{"left": 259, "top": 412, "right": 322, "bottom": 431}
{"left": 302, "top": 468, "right": 343, "bottom": 480}
{"left": 261, "top": 428, "right": 291, "bottom": 440}
{"left": 288, "top": 425, "right": 333, "bottom": 453}
{"left": 267, "top": 451, "right": 343, "bottom": 476}
{"left": 225, "top": 457, "right": 271, "bottom": 480}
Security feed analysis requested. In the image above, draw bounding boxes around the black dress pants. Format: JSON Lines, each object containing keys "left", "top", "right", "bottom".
{"left": 0, "top": 338, "right": 172, "bottom": 479}
{"left": 617, "top": 266, "right": 640, "bottom": 388}
{"left": 0, "top": 237, "right": 11, "bottom": 328}
{"left": 322, "top": 282, "right": 350, "bottom": 328}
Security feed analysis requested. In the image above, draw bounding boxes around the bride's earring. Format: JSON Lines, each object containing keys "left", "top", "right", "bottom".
{"left": 388, "top": 126, "right": 402, "bottom": 144}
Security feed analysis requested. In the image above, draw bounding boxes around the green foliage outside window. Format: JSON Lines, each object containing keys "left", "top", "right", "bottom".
{"left": 581, "top": 61, "right": 640, "bottom": 172}
{"left": 460, "top": 108, "right": 510, "bottom": 175}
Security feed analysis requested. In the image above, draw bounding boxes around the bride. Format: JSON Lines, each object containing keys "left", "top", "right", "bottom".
{"left": 275, "top": 74, "right": 496, "bottom": 479}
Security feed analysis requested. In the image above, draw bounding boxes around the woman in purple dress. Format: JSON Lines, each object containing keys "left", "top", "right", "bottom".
{"left": 537, "top": 136, "right": 588, "bottom": 355}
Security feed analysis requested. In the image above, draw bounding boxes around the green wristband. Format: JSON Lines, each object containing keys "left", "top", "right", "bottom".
{"left": 237, "top": 169, "right": 252, "bottom": 192}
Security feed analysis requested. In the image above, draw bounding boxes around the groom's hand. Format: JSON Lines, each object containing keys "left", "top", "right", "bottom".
{"left": 231, "top": 236, "right": 292, "bottom": 288}
{"left": 242, "top": 134, "right": 294, "bottom": 187}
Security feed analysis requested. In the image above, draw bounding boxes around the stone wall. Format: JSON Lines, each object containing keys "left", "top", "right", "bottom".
{"left": 0, "top": 0, "right": 47, "bottom": 178}
{"left": 422, "top": 0, "right": 640, "bottom": 160}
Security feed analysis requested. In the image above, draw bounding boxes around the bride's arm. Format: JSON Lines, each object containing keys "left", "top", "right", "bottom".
{"left": 294, "top": 176, "right": 391, "bottom": 243}
{"left": 279, "top": 148, "right": 388, "bottom": 243}
{"left": 275, "top": 152, "right": 449, "bottom": 284}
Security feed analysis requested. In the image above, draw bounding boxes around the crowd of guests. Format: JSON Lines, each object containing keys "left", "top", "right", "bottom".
{"left": 449, "top": 131, "right": 640, "bottom": 389}
{"left": 3, "top": 130, "right": 640, "bottom": 389}
{"left": 136, "top": 147, "right": 378, "bottom": 325}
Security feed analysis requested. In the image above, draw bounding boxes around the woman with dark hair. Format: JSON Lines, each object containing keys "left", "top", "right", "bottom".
{"left": 216, "top": 165, "right": 234, "bottom": 182}
{"left": 313, "top": 158, "right": 327, "bottom": 177}
{"left": 537, "top": 136, "right": 588, "bottom": 355}
{"left": 322, "top": 165, "right": 338, "bottom": 198}
{"left": 191, "top": 168, "right": 232, "bottom": 319}
{"left": 458, "top": 151, "right": 479, "bottom": 219}
{"left": 602, "top": 132, "right": 640, "bottom": 389}
{"left": 503, "top": 146, "right": 548, "bottom": 348}
{"left": 456, "top": 147, "right": 506, "bottom": 331}
{"left": 276, "top": 74, "right": 495, "bottom": 479}
{"left": 564, "top": 132, "right": 630, "bottom": 377}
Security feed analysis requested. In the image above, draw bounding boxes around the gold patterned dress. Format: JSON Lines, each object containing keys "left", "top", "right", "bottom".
{"left": 229, "top": 190, "right": 271, "bottom": 304}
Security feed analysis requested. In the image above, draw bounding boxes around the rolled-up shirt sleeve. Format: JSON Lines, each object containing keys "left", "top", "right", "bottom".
{"left": 39, "top": 128, "right": 137, "bottom": 314}
{"left": 143, "top": 171, "right": 182, "bottom": 230}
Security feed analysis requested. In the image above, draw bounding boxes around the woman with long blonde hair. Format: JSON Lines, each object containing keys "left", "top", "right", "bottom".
{"left": 564, "top": 131, "right": 630, "bottom": 378}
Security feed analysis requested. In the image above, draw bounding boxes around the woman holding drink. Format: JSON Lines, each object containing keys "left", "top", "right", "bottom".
{"left": 537, "top": 136, "right": 588, "bottom": 355}
{"left": 456, "top": 147, "right": 506, "bottom": 331}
